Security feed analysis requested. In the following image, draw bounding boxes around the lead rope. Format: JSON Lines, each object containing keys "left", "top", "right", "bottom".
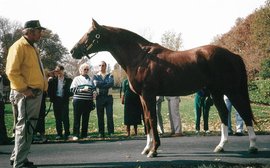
{"left": 24, "top": 96, "right": 38, "bottom": 142}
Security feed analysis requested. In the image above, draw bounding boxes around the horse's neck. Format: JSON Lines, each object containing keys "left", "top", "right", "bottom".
{"left": 110, "top": 42, "right": 151, "bottom": 71}
{"left": 108, "top": 29, "right": 167, "bottom": 70}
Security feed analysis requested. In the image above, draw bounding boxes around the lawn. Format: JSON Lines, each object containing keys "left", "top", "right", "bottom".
{"left": 3, "top": 89, "right": 270, "bottom": 139}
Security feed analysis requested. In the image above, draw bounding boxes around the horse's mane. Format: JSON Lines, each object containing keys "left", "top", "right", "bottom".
{"left": 103, "top": 25, "right": 153, "bottom": 46}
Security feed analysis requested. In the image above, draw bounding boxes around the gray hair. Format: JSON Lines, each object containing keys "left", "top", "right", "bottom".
{"left": 79, "top": 63, "right": 90, "bottom": 75}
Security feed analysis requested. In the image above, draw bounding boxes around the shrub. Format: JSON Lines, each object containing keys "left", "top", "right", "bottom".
{"left": 249, "top": 79, "right": 270, "bottom": 105}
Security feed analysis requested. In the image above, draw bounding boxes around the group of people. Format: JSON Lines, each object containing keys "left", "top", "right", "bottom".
{"left": 47, "top": 61, "right": 114, "bottom": 141}
{"left": 156, "top": 96, "right": 183, "bottom": 136}
{"left": 121, "top": 81, "right": 183, "bottom": 137}
{"left": 0, "top": 70, "right": 10, "bottom": 145}
{"left": 121, "top": 83, "right": 245, "bottom": 138}
{"left": 1, "top": 20, "right": 246, "bottom": 168}
{"left": 4, "top": 20, "right": 115, "bottom": 168}
{"left": 195, "top": 88, "right": 244, "bottom": 136}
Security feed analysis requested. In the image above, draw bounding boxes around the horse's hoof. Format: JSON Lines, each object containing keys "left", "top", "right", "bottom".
{"left": 141, "top": 148, "right": 149, "bottom": 155}
{"left": 147, "top": 150, "right": 158, "bottom": 158}
{"left": 214, "top": 146, "right": 224, "bottom": 153}
{"left": 248, "top": 147, "right": 258, "bottom": 154}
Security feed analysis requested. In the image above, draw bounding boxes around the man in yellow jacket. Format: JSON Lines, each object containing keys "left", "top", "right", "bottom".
{"left": 6, "top": 20, "right": 48, "bottom": 168}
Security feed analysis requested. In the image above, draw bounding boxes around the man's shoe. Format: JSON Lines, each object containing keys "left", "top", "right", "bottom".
{"left": 0, "top": 138, "right": 12, "bottom": 145}
{"left": 72, "top": 136, "right": 79, "bottom": 141}
{"left": 55, "top": 135, "right": 62, "bottom": 140}
{"left": 40, "top": 135, "right": 47, "bottom": 143}
{"left": 205, "top": 130, "right": 211, "bottom": 134}
{"left": 235, "top": 132, "right": 244, "bottom": 136}
{"left": 23, "top": 165, "right": 37, "bottom": 168}
{"left": 10, "top": 160, "right": 34, "bottom": 166}
{"left": 98, "top": 134, "right": 105, "bottom": 138}
{"left": 64, "top": 135, "right": 72, "bottom": 140}
{"left": 22, "top": 161, "right": 35, "bottom": 168}
{"left": 228, "top": 129, "right": 234, "bottom": 135}
{"left": 195, "top": 130, "right": 200, "bottom": 134}
{"left": 171, "top": 133, "right": 184, "bottom": 137}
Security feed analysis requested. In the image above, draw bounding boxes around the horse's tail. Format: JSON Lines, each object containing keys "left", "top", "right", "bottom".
{"left": 238, "top": 56, "right": 257, "bottom": 125}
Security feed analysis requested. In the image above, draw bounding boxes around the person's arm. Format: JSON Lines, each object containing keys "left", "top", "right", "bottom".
{"left": 94, "top": 74, "right": 114, "bottom": 89}
{"left": 122, "top": 80, "right": 127, "bottom": 94}
{"left": 102, "top": 74, "right": 114, "bottom": 88}
{"left": 66, "top": 78, "right": 74, "bottom": 97}
{"left": 2, "top": 74, "right": 10, "bottom": 86}
{"left": 70, "top": 77, "right": 80, "bottom": 93}
{"left": 47, "top": 78, "right": 54, "bottom": 102}
{"left": 6, "top": 45, "right": 28, "bottom": 92}
{"left": 70, "top": 76, "right": 87, "bottom": 93}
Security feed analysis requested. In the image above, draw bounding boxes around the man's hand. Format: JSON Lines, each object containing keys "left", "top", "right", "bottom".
{"left": 80, "top": 86, "right": 89, "bottom": 92}
{"left": 22, "top": 89, "right": 35, "bottom": 98}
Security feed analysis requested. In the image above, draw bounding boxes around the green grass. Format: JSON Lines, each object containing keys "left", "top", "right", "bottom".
{"left": 4, "top": 90, "right": 270, "bottom": 138}
{"left": 3, "top": 91, "right": 270, "bottom": 167}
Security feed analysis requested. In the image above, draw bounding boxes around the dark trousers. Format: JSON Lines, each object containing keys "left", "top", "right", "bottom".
{"left": 0, "top": 100, "right": 8, "bottom": 144}
{"left": 96, "top": 95, "right": 114, "bottom": 135}
{"left": 195, "top": 95, "right": 211, "bottom": 131}
{"left": 72, "top": 99, "right": 92, "bottom": 137}
{"left": 35, "top": 93, "right": 46, "bottom": 135}
{"left": 53, "top": 97, "right": 70, "bottom": 137}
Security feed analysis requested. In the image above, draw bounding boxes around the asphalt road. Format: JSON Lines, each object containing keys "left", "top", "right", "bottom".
{"left": 0, "top": 135, "right": 269, "bottom": 168}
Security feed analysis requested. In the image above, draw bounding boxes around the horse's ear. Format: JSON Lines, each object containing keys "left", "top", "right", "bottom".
{"left": 92, "top": 19, "right": 101, "bottom": 29}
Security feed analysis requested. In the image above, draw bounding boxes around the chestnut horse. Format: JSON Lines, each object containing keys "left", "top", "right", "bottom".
{"left": 71, "top": 19, "right": 258, "bottom": 157}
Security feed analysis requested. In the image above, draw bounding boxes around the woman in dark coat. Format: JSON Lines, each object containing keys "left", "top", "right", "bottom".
{"left": 122, "top": 79, "right": 143, "bottom": 136}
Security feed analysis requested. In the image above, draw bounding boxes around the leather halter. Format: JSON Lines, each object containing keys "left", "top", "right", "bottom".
{"left": 83, "top": 33, "right": 100, "bottom": 59}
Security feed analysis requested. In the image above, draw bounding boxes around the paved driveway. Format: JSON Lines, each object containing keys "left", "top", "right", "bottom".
{"left": 0, "top": 135, "right": 269, "bottom": 167}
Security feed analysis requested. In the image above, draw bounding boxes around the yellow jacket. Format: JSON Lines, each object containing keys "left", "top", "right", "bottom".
{"left": 6, "top": 36, "right": 48, "bottom": 92}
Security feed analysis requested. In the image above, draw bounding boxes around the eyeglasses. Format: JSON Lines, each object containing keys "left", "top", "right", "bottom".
{"left": 84, "top": 69, "right": 89, "bottom": 71}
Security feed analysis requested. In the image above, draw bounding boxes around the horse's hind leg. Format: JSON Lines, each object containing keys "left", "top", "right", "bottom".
{"left": 227, "top": 93, "right": 258, "bottom": 153}
{"left": 211, "top": 93, "right": 229, "bottom": 153}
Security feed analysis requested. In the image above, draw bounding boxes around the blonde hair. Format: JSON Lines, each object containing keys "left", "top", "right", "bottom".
{"left": 79, "top": 63, "right": 90, "bottom": 75}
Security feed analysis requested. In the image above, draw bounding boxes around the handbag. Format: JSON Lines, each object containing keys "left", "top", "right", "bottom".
{"left": 121, "top": 95, "right": 125, "bottom": 105}
{"left": 90, "top": 101, "right": 96, "bottom": 110}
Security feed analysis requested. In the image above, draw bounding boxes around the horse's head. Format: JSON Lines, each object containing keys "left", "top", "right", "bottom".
{"left": 70, "top": 19, "right": 105, "bottom": 59}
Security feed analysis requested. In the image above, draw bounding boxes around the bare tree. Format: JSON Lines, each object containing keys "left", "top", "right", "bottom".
{"left": 37, "top": 32, "right": 69, "bottom": 70}
{"left": 60, "top": 55, "right": 92, "bottom": 78}
{"left": 161, "top": 30, "right": 183, "bottom": 51}
{"left": 0, "top": 16, "right": 69, "bottom": 73}
{"left": 139, "top": 27, "right": 153, "bottom": 41}
{"left": 0, "top": 17, "right": 21, "bottom": 70}
{"left": 112, "top": 63, "right": 127, "bottom": 87}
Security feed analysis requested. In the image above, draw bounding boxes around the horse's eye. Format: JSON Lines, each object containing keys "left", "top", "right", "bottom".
{"left": 95, "top": 34, "right": 100, "bottom": 39}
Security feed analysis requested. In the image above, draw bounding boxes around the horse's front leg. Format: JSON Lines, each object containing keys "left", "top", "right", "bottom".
{"left": 141, "top": 118, "right": 160, "bottom": 157}
{"left": 141, "top": 116, "right": 152, "bottom": 155}
{"left": 147, "top": 117, "right": 160, "bottom": 158}
{"left": 141, "top": 130, "right": 152, "bottom": 155}
{"left": 140, "top": 95, "right": 160, "bottom": 157}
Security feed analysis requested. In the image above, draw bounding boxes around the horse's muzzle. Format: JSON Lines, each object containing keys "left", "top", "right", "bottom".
{"left": 70, "top": 47, "right": 83, "bottom": 59}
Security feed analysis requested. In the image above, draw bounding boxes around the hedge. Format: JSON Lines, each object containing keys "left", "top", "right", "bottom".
{"left": 249, "top": 79, "right": 270, "bottom": 105}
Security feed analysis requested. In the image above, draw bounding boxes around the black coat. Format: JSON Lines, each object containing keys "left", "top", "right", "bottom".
{"left": 122, "top": 79, "right": 142, "bottom": 125}
{"left": 48, "top": 76, "right": 73, "bottom": 103}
